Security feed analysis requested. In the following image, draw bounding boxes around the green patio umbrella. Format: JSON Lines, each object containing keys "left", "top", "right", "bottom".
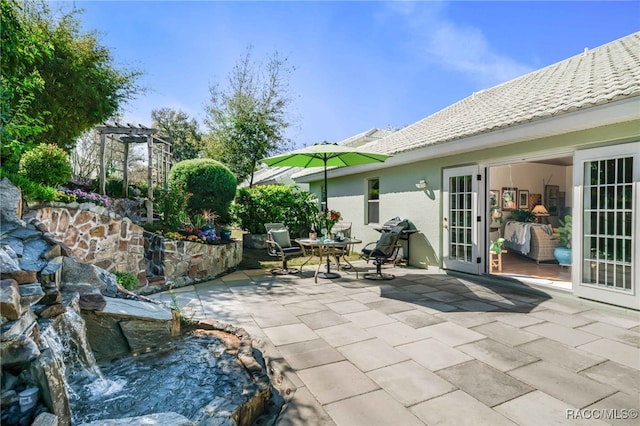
{"left": 261, "top": 142, "right": 392, "bottom": 211}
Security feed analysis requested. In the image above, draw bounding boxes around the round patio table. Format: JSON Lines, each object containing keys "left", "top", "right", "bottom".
{"left": 295, "top": 238, "right": 362, "bottom": 283}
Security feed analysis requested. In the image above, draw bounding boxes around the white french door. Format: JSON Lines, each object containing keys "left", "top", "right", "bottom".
{"left": 573, "top": 143, "right": 639, "bottom": 310}
{"left": 443, "top": 166, "right": 483, "bottom": 274}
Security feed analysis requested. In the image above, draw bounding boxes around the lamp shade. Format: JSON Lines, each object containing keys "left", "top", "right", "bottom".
{"left": 531, "top": 205, "right": 549, "bottom": 216}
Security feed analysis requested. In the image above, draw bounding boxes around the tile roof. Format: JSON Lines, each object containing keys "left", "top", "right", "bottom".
{"left": 363, "top": 32, "right": 640, "bottom": 155}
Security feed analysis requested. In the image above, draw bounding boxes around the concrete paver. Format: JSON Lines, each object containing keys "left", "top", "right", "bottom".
{"left": 342, "top": 309, "right": 397, "bottom": 328}
{"left": 524, "top": 321, "right": 601, "bottom": 347}
{"left": 517, "top": 338, "right": 606, "bottom": 372}
{"left": 313, "top": 321, "right": 374, "bottom": 347}
{"left": 436, "top": 360, "right": 534, "bottom": 407}
{"left": 577, "top": 338, "right": 640, "bottom": 369}
{"left": 577, "top": 321, "right": 640, "bottom": 347}
{"left": 509, "top": 361, "right": 617, "bottom": 407}
{"left": 366, "top": 360, "right": 455, "bottom": 406}
{"left": 389, "top": 309, "right": 444, "bottom": 328}
{"left": 472, "top": 320, "right": 542, "bottom": 346}
{"left": 457, "top": 338, "right": 538, "bottom": 372}
{"left": 418, "top": 321, "right": 486, "bottom": 346}
{"left": 150, "top": 265, "right": 640, "bottom": 425}
{"left": 397, "top": 338, "right": 473, "bottom": 371}
{"left": 297, "top": 309, "right": 349, "bottom": 330}
{"left": 297, "top": 360, "right": 379, "bottom": 405}
{"left": 325, "top": 389, "right": 424, "bottom": 426}
{"left": 582, "top": 361, "right": 640, "bottom": 396}
{"left": 494, "top": 390, "right": 609, "bottom": 426}
{"left": 277, "top": 338, "right": 345, "bottom": 370}
{"left": 410, "top": 390, "right": 517, "bottom": 426}
{"left": 367, "top": 321, "right": 431, "bottom": 346}
{"left": 337, "top": 338, "right": 409, "bottom": 372}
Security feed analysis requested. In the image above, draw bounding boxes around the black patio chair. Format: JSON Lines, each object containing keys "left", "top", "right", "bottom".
{"left": 264, "top": 223, "right": 303, "bottom": 275}
{"left": 360, "top": 225, "right": 404, "bottom": 280}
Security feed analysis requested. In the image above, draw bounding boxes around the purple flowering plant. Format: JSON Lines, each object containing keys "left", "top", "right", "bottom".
{"left": 56, "top": 189, "right": 111, "bottom": 208}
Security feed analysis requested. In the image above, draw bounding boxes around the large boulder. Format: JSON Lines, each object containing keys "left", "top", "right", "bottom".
{"left": 0, "top": 279, "right": 21, "bottom": 321}
{"left": 82, "top": 298, "right": 175, "bottom": 361}
{"left": 0, "top": 178, "right": 25, "bottom": 227}
{"left": 60, "top": 258, "right": 118, "bottom": 297}
{"left": 0, "top": 246, "right": 22, "bottom": 274}
{"left": 0, "top": 335, "right": 40, "bottom": 373}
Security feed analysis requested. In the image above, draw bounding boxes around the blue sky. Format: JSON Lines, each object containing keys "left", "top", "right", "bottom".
{"left": 67, "top": 1, "right": 639, "bottom": 149}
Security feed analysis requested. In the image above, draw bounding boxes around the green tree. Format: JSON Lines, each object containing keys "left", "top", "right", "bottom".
{"left": 151, "top": 107, "right": 203, "bottom": 162}
{"left": 203, "top": 46, "right": 296, "bottom": 185}
{"left": 0, "top": 0, "right": 53, "bottom": 171}
{"left": 0, "top": 0, "right": 143, "bottom": 170}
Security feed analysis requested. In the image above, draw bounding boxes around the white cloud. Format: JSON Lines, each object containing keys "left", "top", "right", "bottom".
{"left": 425, "top": 22, "right": 533, "bottom": 86}
{"left": 386, "top": 2, "right": 533, "bottom": 87}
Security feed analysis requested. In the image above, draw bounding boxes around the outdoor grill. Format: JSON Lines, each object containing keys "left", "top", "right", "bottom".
{"left": 374, "top": 217, "right": 418, "bottom": 264}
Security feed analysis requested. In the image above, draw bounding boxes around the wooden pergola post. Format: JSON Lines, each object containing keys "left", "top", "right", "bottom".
{"left": 147, "top": 134, "right": 154, "bottom": 223}
{"left": 99, "top": 133, "right": 106, "bottom": 195}
{"left": 123, "top": 142, "right": 129, "bottom": 198}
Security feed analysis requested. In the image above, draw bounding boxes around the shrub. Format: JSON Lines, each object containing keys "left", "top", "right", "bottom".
{"left": 231, "top": 185, "right": 319, "bottom": 235}
{"left": 169, "top": 159, "right": 237, "bottom": 224}
{"left": 154, "top": 181, "right": 191, "bottom": 231}
{"left": 0, "top": 168, "right": 57, "bottom": 202}
{"left": 18, "top": 144, "right": 72, "bottom": 187}
{"left": 104, "top": 178, "right": 124, "bottom": 198}
{"left": 114, "top": 271, "right": 139, "bottom": 291}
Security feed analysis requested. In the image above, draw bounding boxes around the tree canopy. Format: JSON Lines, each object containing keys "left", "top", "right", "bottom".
{"left": 0, "top": 0, "right": 142, "bottom": 171}
{"left": 151, "top": 107, "right": 203, "bottom": 163}
{"left": 203, "top": 47, "right": 296, "bottom": 185}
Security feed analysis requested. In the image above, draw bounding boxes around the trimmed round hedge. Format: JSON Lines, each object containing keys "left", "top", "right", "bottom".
{"left": 169, "top": 158, "right": 237, "bottom": 223}
{"left": 18, "top": 143, "right": 72, "bottom": 187}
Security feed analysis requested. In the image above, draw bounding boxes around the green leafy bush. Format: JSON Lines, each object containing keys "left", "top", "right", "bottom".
{"left": 0, "top": 168, "right": 57, "bottom": 202}
{"left": 557, "top": 215, "right": 572, "bottom": 248}
{"left": 114, "top": 271, "right": 139, "bottom": 291}
{"left": 154, "top": 181, "right": 191, "bottom": 231}
{"left": 231, "top": 185, "right": 319, "bottom": 235}
{"left": 169, "top": 159, "right": 237, "bottom": 223}
{"left": 18, "top": 143, "right": 72, "bottom": 187}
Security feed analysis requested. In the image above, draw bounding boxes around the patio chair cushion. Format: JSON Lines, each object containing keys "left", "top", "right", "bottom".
{"left": 372, "top": 231, "right": 398, "bottom": 257}
{"left": 270, "top": 229, "right": 292, "bottom": 248}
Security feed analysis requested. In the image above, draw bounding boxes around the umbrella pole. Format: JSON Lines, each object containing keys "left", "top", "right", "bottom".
{"left": 323, "top": 159, "right": 328, "bottom": 212}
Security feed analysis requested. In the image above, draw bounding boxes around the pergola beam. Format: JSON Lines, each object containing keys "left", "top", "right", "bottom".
{"left": 95, "top": 123, "right": 172, "bottom": 223}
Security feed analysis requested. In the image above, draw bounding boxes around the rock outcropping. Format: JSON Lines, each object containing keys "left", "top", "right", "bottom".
{"left": 0, "top": 179, "right": 178, "bottom": 426}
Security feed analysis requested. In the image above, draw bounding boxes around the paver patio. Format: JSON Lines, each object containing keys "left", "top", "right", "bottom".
{"left": 150, "top": 261, "right": 640, "bottom": 426}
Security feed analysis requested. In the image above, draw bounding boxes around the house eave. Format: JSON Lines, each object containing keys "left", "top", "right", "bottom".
{"left": 293, "top": 97, "right": 640, "bottom": 183}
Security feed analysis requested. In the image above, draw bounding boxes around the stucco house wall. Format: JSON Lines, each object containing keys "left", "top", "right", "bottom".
{"left": 306, "top": 117, "right": 639, "bottom": 269}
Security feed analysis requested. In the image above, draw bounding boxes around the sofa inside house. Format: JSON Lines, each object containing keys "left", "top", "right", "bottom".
{"left": 503, "top": 221, "right": 559, "bottom": 263}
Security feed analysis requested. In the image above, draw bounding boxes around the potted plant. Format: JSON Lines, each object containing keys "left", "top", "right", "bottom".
{"left": 553, "top": 214, "right": 572, "bottom": 266}
{"left": 508, "top": 209, "right": 537, "bottom": 223}
{"left": 490, "top": 238, "right": 505, "bottom": 254}
{"left": 219, "top": 225, "right": 232, "bottom": 241}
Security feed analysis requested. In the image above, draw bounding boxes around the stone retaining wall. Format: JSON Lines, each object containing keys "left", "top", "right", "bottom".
{"left": 143, "top": 231, "right": 242, "bottom": 289}
{"left": 29, "top": 204, "right": 147, "bottom": 282}
{"left": 28, "top": 204, "right": 243, "bottom": 292}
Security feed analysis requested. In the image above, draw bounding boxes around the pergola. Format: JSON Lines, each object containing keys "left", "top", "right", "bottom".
{"left": 95, "top": 123, "right": 173, "bottom": 222}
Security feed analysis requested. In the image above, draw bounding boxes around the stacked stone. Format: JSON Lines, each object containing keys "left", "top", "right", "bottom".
{"left": 27, "top": 201, "right": 147, "bottom": 286}
{"left": 1, "top": 179, "right": 66, "bottom": 425}
{"left": 0, "top": 179, "right": 177, "bottom": 426}
{"left": 142, "top": 232, "right": 243, "bottom": 291}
